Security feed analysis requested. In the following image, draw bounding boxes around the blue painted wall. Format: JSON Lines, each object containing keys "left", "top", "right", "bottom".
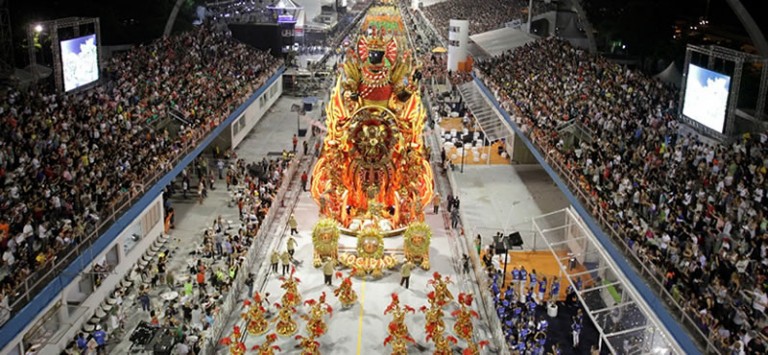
{"left": 471, "top": 74, "right": 700, "bottom": 354}
{"left": 0, "top": 67, "right": 285, "bottom": 350}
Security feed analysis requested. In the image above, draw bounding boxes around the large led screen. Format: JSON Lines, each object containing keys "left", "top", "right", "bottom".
{"left": 60, "top": 34, "right": 99, "bottom": 92}
{"left": 681, "top": 64, "right": 731, "bottom": 133}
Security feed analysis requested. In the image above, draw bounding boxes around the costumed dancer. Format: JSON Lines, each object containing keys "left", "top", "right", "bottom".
{"left": 333, "top": 270, "right": 358, "bottom": 308}
{"left": 251, "top": 333, "right": 281, "bottom": 355}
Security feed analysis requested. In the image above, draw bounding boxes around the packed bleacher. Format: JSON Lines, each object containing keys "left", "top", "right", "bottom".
{"left": 476, "top": 37, "right": 768, "bottom": 352}
{"left": 421, "top": 0, "right": 528, "bottom": 38}
{"left": 0, "top": 24, "right": 282, "bottom": 322}
{"left": 399, "top": 2, "right": 444, "bottom": 56}
{"left": 207, "top": 0, "right": 274, "bottom": 26}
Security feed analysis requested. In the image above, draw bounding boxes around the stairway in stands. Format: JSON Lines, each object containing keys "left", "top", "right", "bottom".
{"left": 456, "top": 81, "right": 509, "bottom": 144}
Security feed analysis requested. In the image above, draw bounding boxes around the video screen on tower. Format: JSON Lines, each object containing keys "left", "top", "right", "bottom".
{"left": 682, "top": 64, "right": 731, "bottom": 133}
{"left": 60, "top": 34, "right": 99, "bottom": 92}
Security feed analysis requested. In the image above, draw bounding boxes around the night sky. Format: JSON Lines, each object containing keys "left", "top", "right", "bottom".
{"left": 6, "top": 0, "right": 768, "bottom": 61}
{"left": 9, "top": 0, "right": 191, "bottom": 45}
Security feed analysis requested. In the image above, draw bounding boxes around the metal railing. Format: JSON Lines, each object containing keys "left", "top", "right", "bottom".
{"left": 473, "top": 73, "right": 722, "bottom": 354}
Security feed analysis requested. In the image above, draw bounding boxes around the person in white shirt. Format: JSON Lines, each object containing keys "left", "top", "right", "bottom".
{"left": 752, "top": 286, "right": 768, "bottom": 320}
{"left": 173, "top": 341, "right": 190, "bottom": 355}
{"left": 22, "top": 221, "right": 33, "bottom": 239}
{"left": 2, "top": 250, "right": 14, "bottom": 266}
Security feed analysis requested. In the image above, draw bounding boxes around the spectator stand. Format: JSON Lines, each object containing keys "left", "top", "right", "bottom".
{"left": 469, "top": 68, "right": 705, "bottom": 354}
{"left": 313, "top": 0, "right": 374, "bottom": 70}
{"left": 532, "top": 208, "right": 684, "bottom": 354}
{"left": 0, "top": 63, "right": 286, "bottom": 350}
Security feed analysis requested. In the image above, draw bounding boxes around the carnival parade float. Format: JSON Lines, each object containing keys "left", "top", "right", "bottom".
{"left": 309, "top": 2, "right": 435, "bottom": 280}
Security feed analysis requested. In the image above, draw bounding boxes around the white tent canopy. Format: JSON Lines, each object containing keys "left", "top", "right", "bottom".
{"left": 653, "top": 62, "right": 682, "bottom": 88}
{"left": 469, "top": 27, "right": 536, "bottom": 57}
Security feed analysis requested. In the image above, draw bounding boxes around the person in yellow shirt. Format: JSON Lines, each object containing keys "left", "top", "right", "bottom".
{"left": 287, "top": 237, "right": 297, "bottom": 258}
{"left": 280, "top": 251, "right": 292, "bottom": 276}
{"left": 322, "top": 257, "right": 336, "bottom": 286}
{"left": 432, "top": 193, "right": 441, "bottom": 214}
{"left": 270, "top": 250, "right": 280, "bottom": 273}
{"left": 288, "top": 214, "right": 299, "bottom": 235}
{"left": 400, "top": 260, "right": 414, "bottom": 289}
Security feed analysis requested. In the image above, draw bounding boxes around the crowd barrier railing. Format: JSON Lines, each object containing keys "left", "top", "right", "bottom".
{"left": 0, "top": 67, "right": 285, "bottom": 330}
{"left": 473, "top": 71, "right": 721, "bottom": 354}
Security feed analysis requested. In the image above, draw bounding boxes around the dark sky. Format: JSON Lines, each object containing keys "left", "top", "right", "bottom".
{"left": 8, "top": 0, "right": 185, "bottom": 45}
{"left": 6, "top": 0, "right": 767, "bottom": 53}
{"left": 706, "top": 0, "right": 767, "bottom": 38}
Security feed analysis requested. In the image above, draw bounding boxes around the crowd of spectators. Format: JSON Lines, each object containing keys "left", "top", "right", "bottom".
{"left": 206, "top": 0, "right": 274, "bottom": 26}
{"left": 0, "top": 23, "right": 282, "bottom": 322}
{"left": 399, "top": 1, "right": 444, "bottom": 57}
{"left": 476, "top": 37, "right": 768, "bottom": 353}
{"left": 422, "top": 0, "right": 527, "bottom": 38}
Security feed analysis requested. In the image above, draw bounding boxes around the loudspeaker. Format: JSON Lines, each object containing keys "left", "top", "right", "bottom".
{"left": 508, "top": 232, "right": 523, "bottom": 248}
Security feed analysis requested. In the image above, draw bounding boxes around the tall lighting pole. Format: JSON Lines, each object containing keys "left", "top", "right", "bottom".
{"left": 527, "top": 0, "right": 534, "bottom": 33}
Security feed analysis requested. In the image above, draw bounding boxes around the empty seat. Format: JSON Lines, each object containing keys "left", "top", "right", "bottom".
{"left": 95, "top": 308, "right": 107, "bottom": 319}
